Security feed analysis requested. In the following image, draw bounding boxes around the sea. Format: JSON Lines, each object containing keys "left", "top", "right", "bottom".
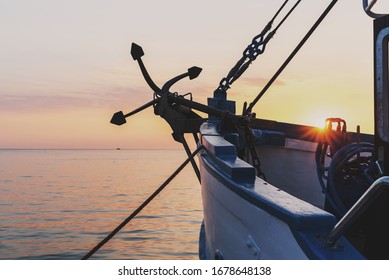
{"left": 0, "top": 149, "right": 202, "bottom": 260}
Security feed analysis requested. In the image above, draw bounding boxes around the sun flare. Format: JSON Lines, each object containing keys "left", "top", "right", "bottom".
{"left": 305, "top": 111, "right": 333, "bottom": 129}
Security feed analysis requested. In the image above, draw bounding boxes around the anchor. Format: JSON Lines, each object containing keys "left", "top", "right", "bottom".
{"left": 110, "top": 43, "right": 204, "bottom": 135}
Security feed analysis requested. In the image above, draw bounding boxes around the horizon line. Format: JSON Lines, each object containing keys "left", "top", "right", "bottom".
{"left": 0, "top": 148, "right": 183, "bottom": 151}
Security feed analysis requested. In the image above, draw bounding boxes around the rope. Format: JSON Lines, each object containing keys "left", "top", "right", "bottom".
{"left": 271, "top": 0, "right": 290, "bottom": 23}
{"left": 272, "top": 0, "right": 301, "bottom": 34}
{"left": 244, "top": 0, "right": 339, "bottom": 116}
{"left": 81, "top": 145, "right": 203, "bottom": 260}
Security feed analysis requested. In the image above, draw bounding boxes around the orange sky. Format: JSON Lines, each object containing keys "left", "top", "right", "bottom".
{"left": 1, "top": 0, "right": 388, "bottom": 149}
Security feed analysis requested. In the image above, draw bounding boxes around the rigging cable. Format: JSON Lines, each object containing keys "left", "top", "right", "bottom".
{"left": 214, "top": 0, "right": 302, "bottom": 95}
{"left": 81, "top": 145, "right": 203, "bottom": 260}
{"left": 244, "top": 0, "right": 339, "bottom": 116}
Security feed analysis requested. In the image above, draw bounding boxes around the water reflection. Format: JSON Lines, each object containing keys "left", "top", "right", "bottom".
{"left": 0, "top": 150, "right": 202, "bottom": 259}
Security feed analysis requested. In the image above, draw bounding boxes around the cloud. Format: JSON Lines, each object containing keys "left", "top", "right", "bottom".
{"left": 239, "top": 77, "right": 286, "bottom": 87}
{"left": 0, "top": 83, "right": 153, "bottom": 112}
{"left": 0, "top": 73, "right": 287, "bottom": 115}
{"left": 0, "top": 94, "right": 89, "bottom": 111}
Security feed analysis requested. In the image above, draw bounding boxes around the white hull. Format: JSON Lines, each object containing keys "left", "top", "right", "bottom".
{"left": 199, "top": 159, "right": 308, "bottom": 259}
{"left": 198, "top": 121, "right": 365, "bottom": 260}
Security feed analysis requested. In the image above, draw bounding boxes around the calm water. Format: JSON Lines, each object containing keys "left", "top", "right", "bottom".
{"left": 0, "top": 149, "right": 202, "bottom": 260}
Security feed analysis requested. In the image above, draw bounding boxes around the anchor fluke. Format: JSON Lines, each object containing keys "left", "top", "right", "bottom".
{"left": 110, "top": 111, "right": 127, "bottom": 126}
{"left": 162, "top": 66, "right": 203, "bottom": 93}
{"left": 130, "top": 43, "right": 144, "bottom": 60}
{"left": 188, "top": 66, "right": 202, "bottom": 80}
{"left": 110, "top": 99, "right": 159, "bottom": 126}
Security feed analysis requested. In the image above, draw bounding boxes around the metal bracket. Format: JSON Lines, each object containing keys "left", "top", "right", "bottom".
{"left": 246, "top": 235, "right": 261, "bottom": 259}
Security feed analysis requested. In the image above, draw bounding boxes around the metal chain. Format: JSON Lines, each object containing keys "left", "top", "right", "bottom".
{"left": 243, "top": 124, "right": 266, "bottom": 180}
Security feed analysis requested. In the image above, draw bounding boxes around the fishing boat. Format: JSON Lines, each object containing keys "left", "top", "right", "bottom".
{"left": 108, "top": 1, "right": 389, "bottom": 260}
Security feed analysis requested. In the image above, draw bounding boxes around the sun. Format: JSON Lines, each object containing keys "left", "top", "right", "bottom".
{"left": 305, "top": 111, "right": 329, "bottom": 129}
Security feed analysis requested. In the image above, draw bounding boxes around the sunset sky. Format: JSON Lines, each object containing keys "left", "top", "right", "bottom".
{"left": 1, "top": 0, "right": 389, "bottom": 149}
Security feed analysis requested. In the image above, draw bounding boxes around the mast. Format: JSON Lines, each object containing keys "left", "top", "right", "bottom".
{"left": 374, "top": 15, "right": 389, "bottom": 175}
{"left": 369, "top": 9, "right": 389, "bottom": 259}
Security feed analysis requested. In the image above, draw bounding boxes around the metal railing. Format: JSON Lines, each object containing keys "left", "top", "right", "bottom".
{"left": 326, "top": 176, "right": 389, "bottom": 244}
{"left": 363, "top": 0, "right": 386, "bottom": 18}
